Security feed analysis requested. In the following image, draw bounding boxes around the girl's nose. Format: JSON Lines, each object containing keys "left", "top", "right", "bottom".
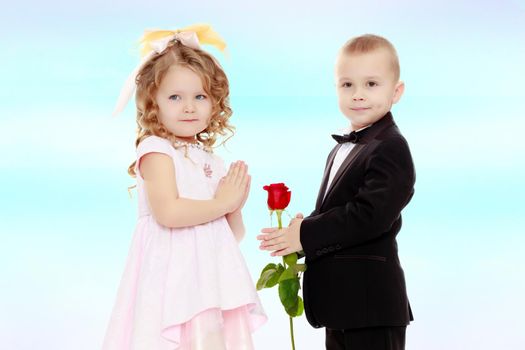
{"left": 183, "top": 101, "right": 195, "bottom": 113}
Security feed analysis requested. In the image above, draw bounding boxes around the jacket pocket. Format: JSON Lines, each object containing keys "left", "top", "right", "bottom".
{"left": 333, "top": 254, "right": 387, "bottom": 262}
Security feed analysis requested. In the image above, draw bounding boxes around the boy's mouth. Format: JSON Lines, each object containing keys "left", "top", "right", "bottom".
{"left": 351, "top": 107, "right": 370, "bottom": 111}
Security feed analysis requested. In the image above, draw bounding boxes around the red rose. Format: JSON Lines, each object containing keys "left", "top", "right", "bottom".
{"left": 263, "top": 183, "right": 291, "bottom": 210}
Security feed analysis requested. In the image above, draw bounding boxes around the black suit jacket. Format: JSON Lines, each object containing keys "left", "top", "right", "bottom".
{"left": 299, "top": 112, "right": 415, "bottom": 330}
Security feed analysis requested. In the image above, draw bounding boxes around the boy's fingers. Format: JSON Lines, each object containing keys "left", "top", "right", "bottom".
{"left": 260, "top": 227, "right": 278, "bottom": 234}
{"left": 272, "top": 248, "right": 290, "bottom": 257}
{"left": 257, "top": 228, "right": 279, "bottom": 240}
{"left": 262, "top": 241, "right": 287, "bottom": 251}
{"left": 259, "top": 230, "right": 283, "bottom": 242}
{"left": 261, "top": 236, "right": 287, "bottom": 248}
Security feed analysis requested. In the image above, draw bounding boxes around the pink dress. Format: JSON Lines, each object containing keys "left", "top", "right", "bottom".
{"left": 103, "top": 136, "right": 267, "bottom": 350}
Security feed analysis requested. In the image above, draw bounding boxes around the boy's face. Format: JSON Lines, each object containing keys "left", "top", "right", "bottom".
{"left": 335, "top": 48, "right": 404, "bottom": 130}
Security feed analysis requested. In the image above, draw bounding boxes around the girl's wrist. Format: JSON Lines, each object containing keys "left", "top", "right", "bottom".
{"left": 213, "top": 198, "right": 232, "bottom": 217}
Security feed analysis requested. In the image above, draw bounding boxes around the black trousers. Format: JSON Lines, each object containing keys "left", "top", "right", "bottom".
{"left": 325, "top": 326, "right": 406, "bottom": 350}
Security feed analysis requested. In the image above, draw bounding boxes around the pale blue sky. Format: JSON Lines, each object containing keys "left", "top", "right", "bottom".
{"left": 1, "top": 0, "right": 524, "bottom": 349}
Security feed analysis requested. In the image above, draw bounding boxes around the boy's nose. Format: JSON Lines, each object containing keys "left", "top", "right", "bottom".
{"left": 352, "top": 88, "right": 365, "bottom": 101}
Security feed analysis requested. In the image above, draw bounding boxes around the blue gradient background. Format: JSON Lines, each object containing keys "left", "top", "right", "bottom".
{"left": 1, "top": 0, "right": 524, "bottom": 349}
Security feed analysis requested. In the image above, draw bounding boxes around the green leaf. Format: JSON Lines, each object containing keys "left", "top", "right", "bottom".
{"left": 278, "top": 266, "right": 296, "bottom": 283}
{"left": 261, "top": 263, "right": 277, "bottom": 274}
{"left": 296, "top": 296, "right": 304, "bottom": 317}
{"left": 257, "top": 269, "right": 275, "bottom": 290}
{"left": 256, "top": 263, "right": 284, "bottom": 290}
{"left": 278, "top": 263, "right": 307, "bottom": 284}
{"left": 278, "top": 278, "right": 300, "bottom": 310}
{"left": 285, "top": 299, "right": 298, "bottom": 317}
{"left": 294, "top": 263, "right": 307, "bottom": 273}
{"left": 268, "top": 264, "right": 285, "bottom": 288}
{"left": 283, "top": 253, "right": 298, "bottom": 266}
{"left": 284, "top": 295, "right": 304, "bottom": 317}
{"left": 286, "top": 305, "right": 297, "bottom": 316}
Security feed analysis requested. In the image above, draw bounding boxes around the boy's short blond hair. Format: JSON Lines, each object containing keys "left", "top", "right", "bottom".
{"left": 340, "top": 34, "right": 400, "bottom": 81}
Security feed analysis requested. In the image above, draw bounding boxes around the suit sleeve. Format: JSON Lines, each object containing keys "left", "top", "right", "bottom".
{"left": 299, "top": 137, "right": 415, "bottom": 261}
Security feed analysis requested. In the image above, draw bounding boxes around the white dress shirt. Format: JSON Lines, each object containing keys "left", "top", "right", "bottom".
{"left": 323, "top": 124, "right": 372, "bottom": 200}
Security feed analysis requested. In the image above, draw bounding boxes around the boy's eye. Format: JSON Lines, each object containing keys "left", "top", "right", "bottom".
{"left": 367, "top": 81, "right": 378, "bottom": 87}
{"left": 196, "top": 94, "right": 207, "bottom": 100}
{"left": 169, "top": 95, "right": 181, "bottom": 101}
{"left": 342, "top": 82, "right": 352, "bottom": 88}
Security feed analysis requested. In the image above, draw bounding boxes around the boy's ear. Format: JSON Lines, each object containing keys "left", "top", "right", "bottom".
{"left": 392, "top": 81, "right": 405, "bottom": 104}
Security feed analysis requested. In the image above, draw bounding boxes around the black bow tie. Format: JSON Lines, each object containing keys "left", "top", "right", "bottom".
{"left": 331, "top": 131, "right": 360, "bottom": 144}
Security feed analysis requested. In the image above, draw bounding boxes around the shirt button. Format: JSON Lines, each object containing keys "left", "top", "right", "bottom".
{"left": 316, "top": 250, "right": 322, "bottom": 256}
{"left": 336, "top": 244, "right": 342, "bottom": 250}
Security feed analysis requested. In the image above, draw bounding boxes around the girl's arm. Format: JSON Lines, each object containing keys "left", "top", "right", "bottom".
{"left": 140, "top": 153, "right": 248, "bottom": 228}
{"left": 226, "top": 211, "right": 245, "bottom": 242}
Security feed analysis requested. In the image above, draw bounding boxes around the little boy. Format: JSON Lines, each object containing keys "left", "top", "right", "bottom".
{"left": 258, "top": 34, "right": 415, "bottom": 350}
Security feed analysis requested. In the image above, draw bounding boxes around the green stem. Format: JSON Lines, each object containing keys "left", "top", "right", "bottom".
{"left": 276, "top": 210, "right": 283, "bottom": 229}
{"left": 276, "top": 210, "right": 295, "bottom": 350}
{"left": 290, "top": 316, "right": 296, "bottom": 350}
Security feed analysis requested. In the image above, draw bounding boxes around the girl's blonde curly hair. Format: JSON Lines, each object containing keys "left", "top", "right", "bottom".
{"left": 128, "top": 40, "right": 234, "bottom": 177}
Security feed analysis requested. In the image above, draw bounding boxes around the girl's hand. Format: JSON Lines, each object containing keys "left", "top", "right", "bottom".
{"left": 215, "top": 161, "right": 251, "bottom": 213}
{"left": 230, "top": 172, "right": 251, "bottom": 216}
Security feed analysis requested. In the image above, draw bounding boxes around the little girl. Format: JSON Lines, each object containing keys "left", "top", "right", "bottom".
{"left": 103, "top": 25, "right": 266, "bottom": 349}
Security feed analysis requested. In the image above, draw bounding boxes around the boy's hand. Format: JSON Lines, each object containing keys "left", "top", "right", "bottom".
{"left": 290, "top": 212, "right": 304, "bottom": 224}
{"left": 257, "top": 212, "right": 304, "bottom": 256}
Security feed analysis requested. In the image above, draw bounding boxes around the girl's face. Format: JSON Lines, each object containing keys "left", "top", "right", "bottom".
{"left": 155, "top": 65, "right": 212, "bottom": 143}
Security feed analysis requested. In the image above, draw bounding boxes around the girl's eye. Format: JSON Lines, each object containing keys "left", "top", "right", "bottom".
{"left": 367, "top": 81, "right": 378, "bottom": 87}
{"left": 342, "top": 82, "right": 352, "bottom": 88}
{"left": 169, "top": 95, "right": 181, "bottom": 101}
{"left": 196, "top": 94, "right": 207, "bottom": 100}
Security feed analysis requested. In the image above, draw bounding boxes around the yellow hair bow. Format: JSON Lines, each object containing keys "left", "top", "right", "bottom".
{"left": 139, "top": 24, "right": 227, "bottom": 57}
{"left": 112, "top": 24, "right": 227, "bottom": 117}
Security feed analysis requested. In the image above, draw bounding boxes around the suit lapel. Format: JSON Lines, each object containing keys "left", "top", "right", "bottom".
{"left": 317, "top": 111, "right": 396, "bottom": 210}
{"left": 314, "top": 145, "right": 340, "bottom": 210}
{"left": 322, "top": 143, "right": 366, "bottom": 207}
